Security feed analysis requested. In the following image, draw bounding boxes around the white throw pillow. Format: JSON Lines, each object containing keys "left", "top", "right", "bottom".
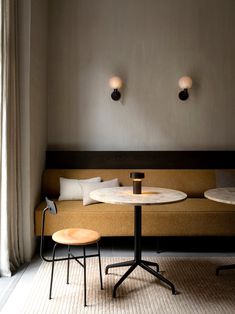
{"left": 81, "top": 178, "right": 119, "bottom": 206}
{"left": 58, "top": 177, "right": 101, "bottom": 201}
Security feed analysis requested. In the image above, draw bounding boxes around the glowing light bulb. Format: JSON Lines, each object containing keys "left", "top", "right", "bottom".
{"left": 109, "top": 76, "right": 123, "bottom": 89}
{"left": 178, "top": 76, "right": 193, "bottom": 89}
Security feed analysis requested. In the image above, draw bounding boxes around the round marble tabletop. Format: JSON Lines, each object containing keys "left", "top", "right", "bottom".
{"left": 90, "top": 186, "right": 187, "bottom": 206}
{"left": 204, "top": 187, "right": 235, "bottom": 205}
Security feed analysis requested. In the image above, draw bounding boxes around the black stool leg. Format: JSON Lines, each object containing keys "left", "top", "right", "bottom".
{"left": 83, "top": 246, "right": 87, "bottom": 307}
{"left": 97, "top": 242, "right": 103, "bottom": 290}
{"left": 67, "top": 245, "right": 70, "bottom": 284}
{"left": 49, "top": 243, "right": 57, "bottom": 299}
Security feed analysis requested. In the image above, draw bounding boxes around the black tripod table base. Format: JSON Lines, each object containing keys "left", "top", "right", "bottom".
{"left": 105, "top": 259, "right": 176, "bottom": 297}
{"left": 216, "top": 264, "right": 235, "bottom": 276}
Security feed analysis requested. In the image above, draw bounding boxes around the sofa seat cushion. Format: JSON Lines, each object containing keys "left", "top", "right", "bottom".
{"left": 35, "top": 198, "right": 235, "bottom": 237}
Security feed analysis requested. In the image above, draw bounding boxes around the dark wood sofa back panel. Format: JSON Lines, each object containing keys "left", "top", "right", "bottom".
{"left": 46, "top": 151, "right": 235, "bottom": 169}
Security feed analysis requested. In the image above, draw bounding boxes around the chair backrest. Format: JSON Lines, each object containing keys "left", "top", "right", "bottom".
{"left": 45, "top": 197, "right": 57, "bottom": 215}
{"left": 40, "top": 197, "right": 58, "bottom": 262}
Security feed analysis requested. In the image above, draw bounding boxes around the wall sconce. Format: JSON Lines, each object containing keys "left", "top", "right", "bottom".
{"left": 130, "top": 172, "right": 145, "bottom": 194}
{"left": 178, "top": 76, "right": 193, "bottom": 101}
{"left": 109, "top": 76, "right": 123, "bottom": 101}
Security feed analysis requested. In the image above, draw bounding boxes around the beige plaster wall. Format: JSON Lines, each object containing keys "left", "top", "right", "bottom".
{"left": 48, "top": 0, "right": 235, "bottom": 150}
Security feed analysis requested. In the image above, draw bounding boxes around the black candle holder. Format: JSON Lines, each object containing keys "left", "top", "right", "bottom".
{"left": 130, "top": 172, "right": 145, "bottom": 194}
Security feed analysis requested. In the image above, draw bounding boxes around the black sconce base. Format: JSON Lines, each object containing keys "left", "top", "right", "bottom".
{"left": 111, "top": 89, "right": 121, "bottom": 101}
{"left": 178, "top": 89, "right": 189, "bottom": 101}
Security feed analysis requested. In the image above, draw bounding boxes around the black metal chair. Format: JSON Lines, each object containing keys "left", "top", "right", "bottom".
{"left": 40, "top": 197, "right": 103, "bottom": 306}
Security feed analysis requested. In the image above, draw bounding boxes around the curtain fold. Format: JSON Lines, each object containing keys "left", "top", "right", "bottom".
{"left": 0, "top": 0, "right": 24, "bottom": 277}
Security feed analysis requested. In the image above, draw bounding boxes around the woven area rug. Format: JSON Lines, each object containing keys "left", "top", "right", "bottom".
{"left": 21, "top": 256, "right": 235, "bottom": 314}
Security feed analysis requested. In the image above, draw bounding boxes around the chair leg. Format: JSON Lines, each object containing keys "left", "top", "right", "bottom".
{"left": 83, "top": 246, "right": 87, "bottom": 307}
{"left": 67, "top": 245, "right": 70, "bottom": 284}
{"left": 97, "top": 242, "right": 103, "bottom": 290}
{"left": 49, "top": 243, "right": 58, "bottom": 299}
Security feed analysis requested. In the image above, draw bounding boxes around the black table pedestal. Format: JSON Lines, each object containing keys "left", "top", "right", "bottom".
{"left": 105, "top": 205, "right": 176, "bottom": 298}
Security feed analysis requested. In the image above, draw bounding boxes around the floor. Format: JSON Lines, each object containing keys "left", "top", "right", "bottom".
{"left": 1, "top": 237, "right": 235, "bottom": 313}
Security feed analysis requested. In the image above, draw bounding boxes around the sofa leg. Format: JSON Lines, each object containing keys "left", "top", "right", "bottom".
{"left": 156, "top": 237, "right": 162, "bottom": 254}
{"left": 156, "top": 237, "right": 163, "bottom": 254}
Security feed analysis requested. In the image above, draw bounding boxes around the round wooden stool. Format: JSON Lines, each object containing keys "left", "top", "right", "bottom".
{"left": 40, "top": 198, "right": 103, "bottom": 307}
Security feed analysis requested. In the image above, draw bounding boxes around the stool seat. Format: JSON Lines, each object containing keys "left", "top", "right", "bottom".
{"left": 52, "top": 228, "right": 101, "bottom": 246}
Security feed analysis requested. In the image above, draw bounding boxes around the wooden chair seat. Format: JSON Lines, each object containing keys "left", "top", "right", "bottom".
{"left": 52, "top": 228, "right": 101, "bottom": 246}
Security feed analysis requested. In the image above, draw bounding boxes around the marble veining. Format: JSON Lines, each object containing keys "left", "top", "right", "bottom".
{"left": 90, "top": 186, "right": 187, "bottom": 205}
{"left": 204, "top": 187, "right": 235, "bottom": 205}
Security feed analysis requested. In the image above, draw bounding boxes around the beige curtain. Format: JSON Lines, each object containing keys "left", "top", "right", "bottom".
{"left": 0, "top": 0, "right": 24, "bottom": 276}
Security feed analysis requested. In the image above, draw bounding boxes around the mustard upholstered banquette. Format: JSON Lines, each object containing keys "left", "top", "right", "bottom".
{"left": 35, "top": 168, "right": 235, "bottom": 237}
